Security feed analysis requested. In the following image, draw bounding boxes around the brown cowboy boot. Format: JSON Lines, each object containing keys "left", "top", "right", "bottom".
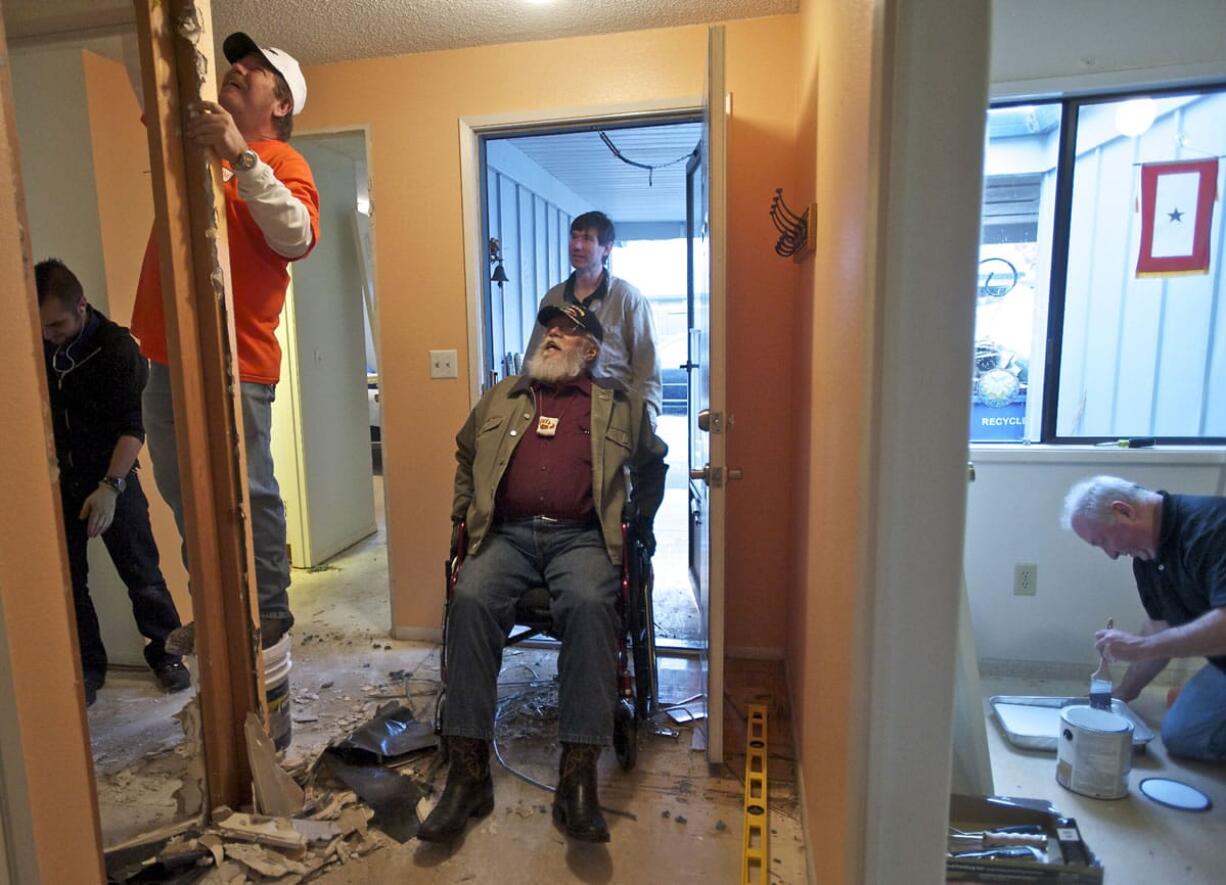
{"left": 552, "top": 742, "right": 609, "bottom": 842}
{"left": 417, "top": 737, "right": 494, "bottom": 843}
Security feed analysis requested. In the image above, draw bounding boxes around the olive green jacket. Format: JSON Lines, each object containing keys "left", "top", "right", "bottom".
{"left": 451, "top": 374, "right": 667, "bottom": 564}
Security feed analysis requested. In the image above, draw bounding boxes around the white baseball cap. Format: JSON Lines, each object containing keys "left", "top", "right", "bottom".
{"left": 222, "top": 32, "right": 307, "bottom": 115}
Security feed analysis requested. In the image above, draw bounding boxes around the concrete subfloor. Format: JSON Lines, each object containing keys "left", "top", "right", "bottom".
{"left": 88, "top": 470, "right": 807, "bottom": 881}
{"left": 982, "top": 674, "right": 1226, "bottom": 884}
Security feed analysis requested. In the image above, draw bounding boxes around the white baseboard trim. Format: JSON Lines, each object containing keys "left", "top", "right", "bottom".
{"left": 727, "top": 645, "right": 785, "bottom": 661}
{"left": 783, "top": 660, "right": 816, "bottom": 885}
{"left": 979, "top": 656, "right": 1199, "bottom": 688}
{"left": 393, "top": 625, "right": 442, "bottom": 643}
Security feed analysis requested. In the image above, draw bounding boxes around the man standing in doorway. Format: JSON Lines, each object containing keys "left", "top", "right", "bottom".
{"left": 1064, "top": 475, "right": 1226, "bottom": 761}
{"left": 36, "top": 259, "right": 189, "bottom": 707}
{"left": 524, "top": 210, "right": 662, "bottom": 421}
{"left": 131, "top": 32, "right": 320, "bottom": 650}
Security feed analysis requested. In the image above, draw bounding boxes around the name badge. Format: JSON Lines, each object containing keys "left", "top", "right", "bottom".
{"left": 537, "top": 416, "right": 559, "bottom": 437}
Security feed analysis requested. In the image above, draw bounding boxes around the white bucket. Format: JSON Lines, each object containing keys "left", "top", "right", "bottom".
{"left": 1056, "top": 705, "right": 1132, "bottom": 799}
{"left": 264, "top": 634, "right": 293, "bottom": 751}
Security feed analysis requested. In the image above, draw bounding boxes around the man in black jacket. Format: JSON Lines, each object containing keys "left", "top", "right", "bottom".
{"left": 36, "top": 259, "right": 189, "bottom": 707}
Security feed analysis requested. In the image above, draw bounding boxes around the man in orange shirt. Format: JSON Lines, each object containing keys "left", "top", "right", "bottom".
{"left": 132, "top": 32, "right": 320, "bottom": 650}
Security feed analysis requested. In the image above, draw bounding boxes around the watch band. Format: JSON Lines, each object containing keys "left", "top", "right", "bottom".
{"left": 233, "top": 148, "right": 258, "bottom": 172}
{"left": 100, "top": 475, "right": 126, "bottom": 495}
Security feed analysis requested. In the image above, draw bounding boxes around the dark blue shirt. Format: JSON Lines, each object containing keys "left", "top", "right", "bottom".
{"left": 1134, "top": 492, "right": 1226, "bottom": 673}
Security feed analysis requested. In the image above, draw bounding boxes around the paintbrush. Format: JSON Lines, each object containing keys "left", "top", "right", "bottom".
{"left": 1089, "top": 617, "right": 1114, "bottom": 710}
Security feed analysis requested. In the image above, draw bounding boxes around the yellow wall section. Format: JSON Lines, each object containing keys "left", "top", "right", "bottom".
{"left": 297, "top": 16, "right": 800, "bottom": 653}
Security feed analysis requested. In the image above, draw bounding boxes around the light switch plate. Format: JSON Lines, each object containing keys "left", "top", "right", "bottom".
{"left": 429, "top": 349, "right": 458, "bottom": 379}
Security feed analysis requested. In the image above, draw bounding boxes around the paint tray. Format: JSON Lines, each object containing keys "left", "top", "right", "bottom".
{"left": 989, "top": 695, "right": 1155, "bottom": 753}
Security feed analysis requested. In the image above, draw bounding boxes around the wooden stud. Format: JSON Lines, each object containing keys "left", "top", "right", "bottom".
{"left": 132, "top": 0, "right": 266, "bottom": 810}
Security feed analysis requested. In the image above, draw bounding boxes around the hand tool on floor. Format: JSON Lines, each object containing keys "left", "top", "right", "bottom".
{"left": 948, "top": 827, "right": 1048, "bottom": 850}
{"left": 1089, "top": 617, "right": 1114, "bottom": 710}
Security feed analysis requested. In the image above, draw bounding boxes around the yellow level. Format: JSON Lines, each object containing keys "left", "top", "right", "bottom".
{"left": 741, "top": 703, "right": 769, "bottom": 884}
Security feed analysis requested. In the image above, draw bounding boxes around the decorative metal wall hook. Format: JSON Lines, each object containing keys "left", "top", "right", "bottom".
{"left": 770, "top": 188, "right": 810, "bottom": 258}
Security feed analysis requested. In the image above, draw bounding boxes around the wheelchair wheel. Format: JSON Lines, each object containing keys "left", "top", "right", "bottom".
{"left": 613, "top": 697, "right": 638, "bottom": 771}
{"left": 630, "top": 549, "right": 658, "bottom": 721}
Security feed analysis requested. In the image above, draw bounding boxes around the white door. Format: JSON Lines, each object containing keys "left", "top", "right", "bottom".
{"left": 687, "top": 26, "right": 728, "bottom": 763}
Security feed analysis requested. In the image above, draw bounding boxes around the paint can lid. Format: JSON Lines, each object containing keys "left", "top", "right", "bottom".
{"left": 1061, "top": 705, "right": 1133, "bottom": 733}
{"left": 1138, "top": 777, "right": 1212, "bottom": 812}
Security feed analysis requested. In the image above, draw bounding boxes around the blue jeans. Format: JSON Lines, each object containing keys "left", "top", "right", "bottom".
{"left": 60, "top": 469, "right": 182, "bottom": 684}
{"left": 443, "top": 519, "right": 620, "bottom": 746}
{"left": 1162, "top": 663, "right": 1226, "bottom": 761}
{"left": 142, "top": 362, "right": 293, "bottom": 623}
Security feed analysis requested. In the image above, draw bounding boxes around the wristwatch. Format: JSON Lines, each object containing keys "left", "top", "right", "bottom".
{"left": 233, "top": 148, "right": 258, "bottom": 172}
{"left": 99, "top": 475, "right": 127, "bottom": 495}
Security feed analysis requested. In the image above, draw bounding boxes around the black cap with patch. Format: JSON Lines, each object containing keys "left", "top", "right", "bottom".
{"left": 537, "top": 303, "right": 604, "bottom": 343}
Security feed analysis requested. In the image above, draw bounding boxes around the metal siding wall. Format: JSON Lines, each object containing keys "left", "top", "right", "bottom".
{"left": 483, "top": 164, "right": 575, "bottom": 376}
{"left": 1059, "top": 94, "right": 1226, "bottom": 436}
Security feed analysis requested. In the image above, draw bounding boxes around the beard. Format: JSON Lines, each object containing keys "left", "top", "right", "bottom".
{"left": 525, "top": 345, "right": 588, "bottom": 384}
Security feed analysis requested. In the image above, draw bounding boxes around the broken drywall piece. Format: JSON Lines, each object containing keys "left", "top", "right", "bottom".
{"left": 307, "top": 790, "right": 358, "bottom": 821}
{"left": 172, "top": 697, "right": 206, "bottom": 816}
{"left": 224, "top": 842, "right": 310, "bottom": 878}
{"left": 336, "top": 805, "right": 373, "bottom": 838}
{"left": 245, "top": 712, "right": 306, "bottom": 817}
{"left": 198, "top": 833, "right": 225, "bottom": 868}
{"left": 289, "top": 817, "right": 342, "bottom": 843}
{"left": 214, "top": 812, "right": 307, "bottom": 854}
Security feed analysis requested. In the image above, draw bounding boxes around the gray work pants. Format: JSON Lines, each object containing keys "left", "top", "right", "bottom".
{"left": 142, "top": 361, "right": 293, "bottom": 624}
{"left": 443, "top": 518, "right": 620, "bottom": 746}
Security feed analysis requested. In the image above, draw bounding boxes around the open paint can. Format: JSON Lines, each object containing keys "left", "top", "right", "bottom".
{"left": 1056, "top": 705, "right": 1133, "bottom": 799}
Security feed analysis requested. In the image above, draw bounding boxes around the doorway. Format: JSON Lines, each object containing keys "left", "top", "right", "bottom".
{"left": 478, "top": 118, "right": 704, "bottom": 647}
{"left": 278, "top": 130, "right": 384, "bottom": 577}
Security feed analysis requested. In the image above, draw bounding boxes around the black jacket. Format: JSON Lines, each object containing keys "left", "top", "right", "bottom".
{"left": 43, "top": 307, "right": 147, "bottom": 483}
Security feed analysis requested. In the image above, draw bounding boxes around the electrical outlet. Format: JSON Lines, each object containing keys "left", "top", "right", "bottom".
{"left": 429, "top": 349, "right": 458, "bottom": 379}
{"left": 1014, "top": 562, "right": 1038, "bottom": 596}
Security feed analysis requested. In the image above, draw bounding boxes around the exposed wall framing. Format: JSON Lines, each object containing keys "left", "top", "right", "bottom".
{"left": 132, "top": 0, "right": 267, "bottom": 810}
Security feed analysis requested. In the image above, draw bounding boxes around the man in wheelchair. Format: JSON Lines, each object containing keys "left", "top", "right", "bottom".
{"left": 418, "top": 302, "right": 667, "bottom": 845}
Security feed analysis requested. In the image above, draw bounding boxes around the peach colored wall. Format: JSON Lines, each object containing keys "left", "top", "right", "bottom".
{"left": 787, "top": 0, "right": 883, "bottom": 880}
{"left": 723, "top": 22, "right": 800, "bottom": 654}
{"left": 0, "top": 37, "right": 105, "bottom": 881}
{"left": 297, "top": 16, "right": 799, "bottom": 652}
{"left": 81, "top": 50, "right": 192, "bottom": 624}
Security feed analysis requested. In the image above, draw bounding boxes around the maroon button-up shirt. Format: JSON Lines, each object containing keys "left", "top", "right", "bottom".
{"left": 495, "top": 377, "right": 595, "bottom": 521}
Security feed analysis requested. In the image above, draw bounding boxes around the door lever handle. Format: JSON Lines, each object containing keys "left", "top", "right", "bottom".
{"left": 689, "top": 463, "right": 724, "bottom": 487}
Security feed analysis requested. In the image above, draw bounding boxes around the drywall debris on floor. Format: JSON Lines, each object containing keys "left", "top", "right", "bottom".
{"left": 108, "top": 785, "right": 383, "bottom": 883}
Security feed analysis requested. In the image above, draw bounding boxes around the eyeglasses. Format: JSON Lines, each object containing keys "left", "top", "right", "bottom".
{"left": 548, "top": 322, "right": 588, "bottom": 338}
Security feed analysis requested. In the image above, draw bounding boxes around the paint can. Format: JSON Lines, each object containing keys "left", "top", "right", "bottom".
{"left": 264, "top": 634, "right": 293, "bottom": 751}
{"left": 1056, "top": 705, "right": 1132, "bottom": 799}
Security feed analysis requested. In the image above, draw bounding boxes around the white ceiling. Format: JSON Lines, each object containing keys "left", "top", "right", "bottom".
{"left": 4, "top": 0, "right": 795, "bottom": 65}
{"left": 500, "top": 122, "right": 702, "bottom": 223}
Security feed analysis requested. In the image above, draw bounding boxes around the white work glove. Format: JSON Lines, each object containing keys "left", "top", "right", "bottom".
{"left": 80, "top": 486, "right": 118, "bottom": 538}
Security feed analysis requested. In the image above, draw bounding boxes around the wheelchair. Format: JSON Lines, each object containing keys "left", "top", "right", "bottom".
{"left": 435, "top": 519, "right": 658, "bottom": 770}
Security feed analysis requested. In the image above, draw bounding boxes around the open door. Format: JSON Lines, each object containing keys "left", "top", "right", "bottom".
{"left": 686, "top": 25, "right": 728, "bottom": 764}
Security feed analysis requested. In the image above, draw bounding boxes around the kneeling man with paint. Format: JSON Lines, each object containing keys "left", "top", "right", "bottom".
{"left": 420, "top": 303, "right": 667, "bottom": 844}
{"left": 1063, "top": 475, "right": 1226, "bottom": 761}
